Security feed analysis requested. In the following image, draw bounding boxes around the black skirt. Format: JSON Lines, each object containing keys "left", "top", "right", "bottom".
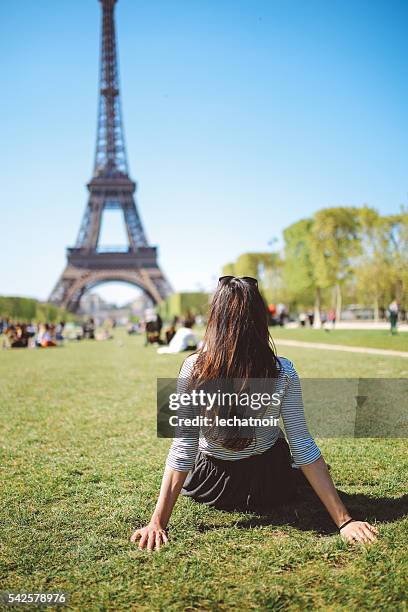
{"left": 182, "top": 437, "right": 299, "bottom": 514}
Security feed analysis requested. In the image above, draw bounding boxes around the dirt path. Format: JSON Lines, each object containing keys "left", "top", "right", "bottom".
{"left": 275, "top": 338, "right": 408, "bottom": 358}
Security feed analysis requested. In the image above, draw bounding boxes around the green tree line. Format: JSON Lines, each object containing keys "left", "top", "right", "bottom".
{"left": 0, "top": 296, "right": 75, "bottom": 323}
{"left": 223, "top": 206, "right": 408, "bottom": 323}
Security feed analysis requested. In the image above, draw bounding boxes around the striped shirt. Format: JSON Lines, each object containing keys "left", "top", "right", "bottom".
{"left": 166, "top": 353, "right": 321, "bottom": 472}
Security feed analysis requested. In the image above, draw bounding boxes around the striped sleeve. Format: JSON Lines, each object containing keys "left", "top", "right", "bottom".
{"left": 165, "top": 355, "right": 200, "bottom": 472}
{"left": 280, "top": 362, "right": 321, "bottom": 466}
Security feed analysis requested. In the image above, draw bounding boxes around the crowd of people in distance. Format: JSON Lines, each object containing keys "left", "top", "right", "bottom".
{"left": 84, "top": 317, "right": 116, "bottom": 341}
{"left": 0, "top": 319, "right": 65, "bottom": 349}
{"left": 297, "top": 309, "right": 336, "bottom": 329}
{"left": 0, "top": 316, "right": 116, "bottom": 349}
{"left": 3, "top": 298, "right": 403, "bottom": 351}
{"left": 267, "top": 303, "right": 289, "bottom": 326}
{"left": 297, "top": 299, "right": 403, "bottom": 333}
{"left": 127, "top": 309, "right": 202, "bottom": 354}
{"left": 269, "top": 302, "right": 337, "bottom": 329}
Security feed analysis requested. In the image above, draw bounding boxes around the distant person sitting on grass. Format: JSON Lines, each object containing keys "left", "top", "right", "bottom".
{"left": 144, "top": 309, "right": 162, "bottom": 345}
{"left": 164, "top": 324, "right": 176, "bottom": 345}
{"left": 132, "top": 275, "right": 378, "bottom": 551}
{"left": 7, "top": 323, "right": 29, "bottom": 348}
{"left": 37, "top": 323, "right": 57, "bottom": 348}
{"left": 157, "top": 320, "right": 198, "bottom": 354}
{"left": 55, "top": 321, "right": 65, "bottom": 343}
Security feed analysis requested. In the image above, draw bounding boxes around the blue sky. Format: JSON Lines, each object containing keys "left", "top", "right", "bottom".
{"left": 1, "top": 0, "right": 408, "bottom": 304}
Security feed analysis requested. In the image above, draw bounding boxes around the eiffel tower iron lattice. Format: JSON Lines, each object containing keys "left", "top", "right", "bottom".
{"left": 49, "top": 0, "right": 172, "bottom": 312}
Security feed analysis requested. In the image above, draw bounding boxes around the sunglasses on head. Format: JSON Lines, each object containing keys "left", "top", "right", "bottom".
{"left": 218, "top": 275, "right": 258, "bottom": 287}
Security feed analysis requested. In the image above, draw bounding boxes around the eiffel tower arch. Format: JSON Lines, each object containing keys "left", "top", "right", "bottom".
{"left": 49, "top": 0, "right": 172, "bottom": 312}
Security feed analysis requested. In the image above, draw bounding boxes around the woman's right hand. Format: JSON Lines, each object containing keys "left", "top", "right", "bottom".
{"left": 130, "top": 522, "right": 169, "bottom": 551}
{"left": 340, "top": 520, "right": 378, "bottom": 544}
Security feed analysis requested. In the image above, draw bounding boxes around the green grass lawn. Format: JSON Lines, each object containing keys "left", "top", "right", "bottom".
{"left": 0, "top": 333, "right": 407, "bottom": 611}
{"left": 270, "top": 327, "right": 408, "bottom": 352}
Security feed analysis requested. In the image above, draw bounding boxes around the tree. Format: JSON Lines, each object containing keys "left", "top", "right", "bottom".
{"left": 0, "top": 296, "right": 73, "bottom": 322}
{"left": 383, "top": 210, "right": 408, "bottom": 309}
{"left": 233, "top": 253, "right": 262, "bottom": 278}
{"left": 221, "top": 263, "right": 235, "bottom": 276}
{"left": 355, "top": 207, "right": 393, "bottom": 319}
{"left": 221, "top": 252, "right": 283, "bottom": 305}
{"left": 282, "top": 218, "right": 316, "bottom": 310}
{"left": 309, "top": 207, "right": 361, "bottom": 324}
{"left": 221, "top": 206, "right": 407, "bottom": 323}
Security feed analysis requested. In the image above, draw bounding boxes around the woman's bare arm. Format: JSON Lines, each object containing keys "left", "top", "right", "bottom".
{"left": 131, "top": 465, "right": 188, "bottom": 551}
{"left": 301, "top": 456, "right": 378, "bottom": 543}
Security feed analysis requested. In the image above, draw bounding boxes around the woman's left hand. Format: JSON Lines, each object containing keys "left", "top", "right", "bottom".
{"left": 340, "top": 521, "right": 378, "bottom": 544}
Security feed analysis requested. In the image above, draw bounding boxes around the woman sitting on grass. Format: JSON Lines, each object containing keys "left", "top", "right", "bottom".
{"left": 132, "top": 276, "right": 378, "bottom": 550}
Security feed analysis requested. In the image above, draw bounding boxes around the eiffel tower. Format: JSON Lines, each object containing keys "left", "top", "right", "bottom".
{"left": 49, "top": 0, "right": 172, "bottom": 312}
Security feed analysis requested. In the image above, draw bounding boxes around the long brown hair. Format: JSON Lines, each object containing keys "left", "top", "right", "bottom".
{"left": 191, "top": 276, "right": 280, "bottom": 449}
